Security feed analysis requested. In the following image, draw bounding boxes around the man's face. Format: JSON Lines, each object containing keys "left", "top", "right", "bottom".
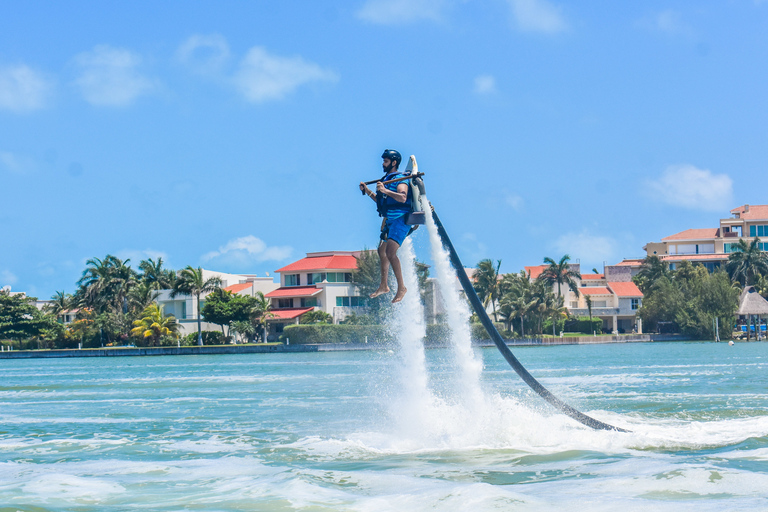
{"left": 382, "top": 158, "right": 394, "bottom": 173}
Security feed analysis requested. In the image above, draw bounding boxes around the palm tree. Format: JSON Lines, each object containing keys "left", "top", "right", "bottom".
{"left": 249, "top": 291, "right": 275, "bottom": 342}
{"left": 138, "top": 257, "right": 176, "bottom": 291}
{"left": 130, "top": 303, "right": 179, "bottom": 346}
{"left": 473, "top": 259, "right": 503, "bottom": 322}
{"left": 127, "top": 281, "right": 161, "bottom": 317}
{"left": 45, "top": 290, "right": 73, "bottom": 319}
{"left": 726, "top": 237, "right": 768, "bottom": 286}
{"left": 539, "top": 255, "right": 581, "bottom": 299}
{"left": 634, "top": 255, "right": 670, "bottom": 293}
{"left": 498, "top": 271, "right": 538, "bottom": 336}
{"left": 171, "top": 266, "right": 222, "bottom": 345}
{"left": 75, "top": 255, "right": 137, "bottom": 314}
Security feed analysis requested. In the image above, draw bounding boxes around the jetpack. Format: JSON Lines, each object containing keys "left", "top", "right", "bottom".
{"left": 361, "top": 154, "right": 427, "bottom": 226}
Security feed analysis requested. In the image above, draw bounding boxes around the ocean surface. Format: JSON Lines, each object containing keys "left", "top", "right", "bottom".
{"left": 1, "top": 342, "right": 767, "bottom": 511}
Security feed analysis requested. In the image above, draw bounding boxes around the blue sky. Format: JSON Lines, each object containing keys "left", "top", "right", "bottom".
{"left": 2, "top": 1, "right": 768, "bottom": 298}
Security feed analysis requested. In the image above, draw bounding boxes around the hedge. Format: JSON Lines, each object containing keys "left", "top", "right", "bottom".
{"left": 564, "top": 317, "right": 604, "bottom": 334}
{"left": 279, "top": 322, "right": 511, "bottom": 345}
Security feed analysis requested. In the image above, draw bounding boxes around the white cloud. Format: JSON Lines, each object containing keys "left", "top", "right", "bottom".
{"left": 0, "top": 64, "right": 52, "bottom": 111}
{"left": 0, "top": 150, "right": 36, "bottom": 174}
{"left": 357, "top": 0, "right": 448, "bottom": 24}
{"left": 647, "top": 164, "right": 733, "bottom": 212}
{"left": 177, "top": 34, "right": 230, "bottom": 75}
{"left": 474, "top": 74, "right": 497, "bottom": 95}
{"left": 233, "top": 47, "right": 338, "bottom": 103}
{"left": 73, "top": 45, "right": 157, "bottom": 106}
{"left": 1, "top": 270, "right": 18, "bottom": 286}
{"left": 508, "top": 0, "right": 567, "bottom": 34}
{"left": 202, "top": 236, "right": 292, "bottom": 267}
{"left": 505, "top": 193, "right": 524, "bottom": 211}
{"left": 553, "top": 230, "right": 616, "bottom": 266}
{"left": 640, "top": 9, "right": 693, "bottom": 36}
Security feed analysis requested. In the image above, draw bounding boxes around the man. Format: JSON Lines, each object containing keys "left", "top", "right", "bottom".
{"left": 359, "top": 149, "right": 412, "bottom": 303}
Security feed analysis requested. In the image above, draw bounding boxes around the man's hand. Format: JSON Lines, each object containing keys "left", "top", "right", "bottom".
{"left": 376, "top": 182, "right": 386, "bottom": 194}
{"left": 360, "top": 182, "right": 376, "bottom": 200}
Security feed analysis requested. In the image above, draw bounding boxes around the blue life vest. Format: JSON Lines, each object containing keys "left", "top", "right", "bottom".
{"left": 376, "top": 171, "right": 412, "bottom": 218}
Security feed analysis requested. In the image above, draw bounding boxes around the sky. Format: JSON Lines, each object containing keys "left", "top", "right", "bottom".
{"left": 2, "top": 0, "right": 768, "bottom": 298}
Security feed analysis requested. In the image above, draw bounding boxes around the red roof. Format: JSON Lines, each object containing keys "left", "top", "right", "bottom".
{"left": 525, "top": 265, "right": 547, "bottom": 279}
{"left": 265, "top": 286, "right": 322, "bottom": 298}
{"left": 608, "top": 282, "right": 643, "bottom": 298}
{"left": 276, "top": 254, "right": 358, "bottom": 273}
{"left": 269, "top": 307, "right": 313, "bottom": 320}
{"left": 731, "top": 205, "right": 768, "bottom": 220}
{"left": 223, "top": 283, "right": 251, "bottom": 294}
{"left": 661, "top": 228, "right": 720, "bottom": 241}
{"left": 581, "top": 274, "right": 604, "bottom": 280}
{"left": 580, "top": 287, "right": 612, "bottom": 295}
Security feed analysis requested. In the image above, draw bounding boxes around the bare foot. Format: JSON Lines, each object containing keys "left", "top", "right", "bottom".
{"left": 392, "top": 287, "right": 407, "bottom": 303}
{"left": 370, "top": 287, "right": 389, "bottom": 299}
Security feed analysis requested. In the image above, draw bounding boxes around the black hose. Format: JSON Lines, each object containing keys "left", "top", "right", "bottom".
{"left": 431, "top": 208, "right": 629, "bottom": 432}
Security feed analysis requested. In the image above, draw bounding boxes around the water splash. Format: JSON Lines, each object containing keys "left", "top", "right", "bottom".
{"left": 422, "top": 195, "right": 485, "bottom": 407}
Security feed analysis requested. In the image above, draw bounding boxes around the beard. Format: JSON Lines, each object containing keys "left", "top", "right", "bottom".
{"left": 382, "top": 162, "right": 396, "bottom": 174}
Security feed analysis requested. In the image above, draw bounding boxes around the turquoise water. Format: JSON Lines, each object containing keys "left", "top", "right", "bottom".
{"left": 1, "top": 342, "right": 767, "bottom": 511}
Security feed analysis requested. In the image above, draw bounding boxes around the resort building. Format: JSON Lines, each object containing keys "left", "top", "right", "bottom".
{"left": 524, "top": 262, "right": 644, "bottom": 334}
{"left": 155, "top": 270, "right": 279, "bottom": 336}
{"left": 643, "top": 204, "right": 768, "bottom": 271}
{"left": 266, "top": 251, "right": 366, "bottom": 337}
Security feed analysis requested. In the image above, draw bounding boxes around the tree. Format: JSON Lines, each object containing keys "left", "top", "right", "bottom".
{"left": 249, "top": 292, "right": 274, "bottom": 342}
{"left": 726, "top": 237, "right": 768, "bottom": 286}
{"left": 539, "top": 255, "right": 581, "bottom": 298}
{"left": 300, "top": 310, "right": 333, "bottom": 324}
{"left": 75, "top": 255, "right": 137, "bottom": 315}
{"left": 200, "top": 288, "right": 259, "bottom": 338}
{"left": 171, "top": 266, "right": 222, "bottom": 345}
{"left": 351, "top": 249, "right": 389, "bottom": 321}
{"left": 633, "top": 255, "right": 670, "bottom": 293}
{"left": 0, "top": 290, "right": 54, "bottom": 342}
{"left": 44, "top": 290, "right": 73, "bottom": 319}
{"left": 130, "top": 304, "right": 179, "bottom": 346}
{"left": 473, "top": 259, "right": 503, "bottom": 322}
{"left": 138, "top": 257, "right": 176, "bottom": 290}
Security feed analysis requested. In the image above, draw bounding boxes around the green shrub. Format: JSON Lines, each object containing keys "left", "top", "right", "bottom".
{"left": 182, "top": 331, "right": 223, "bottom": 345}
{"left": 565, "top": 317, "right": 603, "bottom": 335}
{"left": 542, "top": 317, "right": 566, "bottom": 336}
{"left": 280, "top": 324, "right": 391, "bottom": 344}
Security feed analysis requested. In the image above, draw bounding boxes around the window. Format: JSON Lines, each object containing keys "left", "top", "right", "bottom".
{"left": 301, "top": 298, "right": 317, "bottom": 308}
{"left": 308, "top": 273, "right": 326, "bottom": 284}
{"left": 181, "top": 301, "right": 187, "bottom": 319}
{"left": 284, "top": 274, "right": 300, "bottom": 286}
{"left": 277, "top": 298, "right": 293, "bottom": 308}
{"left": 336, "top": 296, "right": 366, "bottom": 307}
{"left": 631, "top": 298, "right": 640, "bottom": 310}
{"left": 326, "top": 272, "right": 353, "bottom": 283}
{"left": 593, "top": 301, "right": 607, "bottom": 307}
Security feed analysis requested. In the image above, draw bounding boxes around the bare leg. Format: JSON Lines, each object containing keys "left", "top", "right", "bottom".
{"left": 386, "top": 240, "right": 407, "bottom": 303}
{"left": 370, "top": 242, "right": 390, "bottom": 298}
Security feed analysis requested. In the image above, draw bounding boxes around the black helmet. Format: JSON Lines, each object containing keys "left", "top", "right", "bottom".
{"left": 381, "top": 149, "right": 402, "bottom": 167}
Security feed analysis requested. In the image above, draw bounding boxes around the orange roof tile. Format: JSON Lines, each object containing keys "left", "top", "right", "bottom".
{"left": 661, "top": 228, "right": 720, "bottom": 241}
{"left": 581, "top": 274, "right": 604, "bottom": 280}
{"left": 275, "top": 254, "right": 358, "bottom": 273}
{"left": 269, "top": 307, "right": 313, "bottom": 320}
{"left": 223, "top": 283, "right": 251, "bottom": 294}
{"left": 265, "top": 286, "right": 322, "bottom": 298}
{"left": 730, "top": 205, "right": 768, "bottom": 220}
{"left": 580, "top": 287, "right": 612, "bottom": 295}
{"left": 615, "top": 259, "right": 644, "bottom": 267}
{"left": 608, "top": 282, "right": 643, "bottom": 298}
{"left": 525, "top": 265, "right": 547, "bottom": 279}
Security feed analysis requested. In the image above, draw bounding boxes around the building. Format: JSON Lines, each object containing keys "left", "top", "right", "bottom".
{"left": 266, "top": 251, "right": 367, "bottom": 337}
{"left": 524, "top": 262, "right": 644, "bottom": 334}
{"left": 155, "top": 270, "right": 279, "bottom": 336}
{"left": 643, "top": 204, "right": 768, "bottom": 271}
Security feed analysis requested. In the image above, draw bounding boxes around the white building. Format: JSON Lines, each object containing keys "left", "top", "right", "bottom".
{"left": 155, "top": 270, "right": 278, "bottom": 336}
{"left": 265, "top": 251, "right": 366, "bottom": 336}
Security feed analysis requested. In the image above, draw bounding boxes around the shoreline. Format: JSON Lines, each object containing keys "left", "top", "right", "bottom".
{"left": 0, "top": 334, "right": 697, "bottom": 359}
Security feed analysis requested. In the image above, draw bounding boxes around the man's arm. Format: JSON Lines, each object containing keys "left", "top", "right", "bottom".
{"left": 376, "top": 182, "right": 408, "bottom": 203}
{"left": 359, "top": 182, "right": 377, "bottom": 202}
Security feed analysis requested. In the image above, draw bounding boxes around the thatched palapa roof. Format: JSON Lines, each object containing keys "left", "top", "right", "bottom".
{"left": 737, "top": 286, "right": 768, "bottom": 316}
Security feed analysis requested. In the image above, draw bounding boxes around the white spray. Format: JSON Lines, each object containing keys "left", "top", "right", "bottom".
{"left": 422, "top": 196, "right": 485, "bottom": 407}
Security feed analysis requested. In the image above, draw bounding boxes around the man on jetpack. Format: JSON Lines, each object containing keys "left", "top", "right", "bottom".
{"left": 359, "top": 149, "right": 411, "bottom": 303}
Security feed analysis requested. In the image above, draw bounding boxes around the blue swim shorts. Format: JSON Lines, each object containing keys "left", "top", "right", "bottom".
{"left": 381, "top": 215, "right": 410, "bottom": 246}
